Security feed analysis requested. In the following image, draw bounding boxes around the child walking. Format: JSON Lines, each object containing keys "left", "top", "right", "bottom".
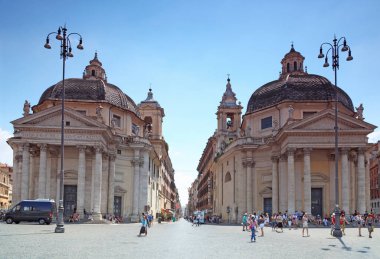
{"left": 250, "top": 216, "right": 258, "bottom": 242}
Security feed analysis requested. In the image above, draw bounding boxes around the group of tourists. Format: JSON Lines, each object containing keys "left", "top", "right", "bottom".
{"left": 330, "top": 210, "right": 376, "bottom": 238}
{"left": 138, "top": 212, "right": 154, "bottom": 237}
{"left": 242, "top": 209, "right": 377, "bottom": 242}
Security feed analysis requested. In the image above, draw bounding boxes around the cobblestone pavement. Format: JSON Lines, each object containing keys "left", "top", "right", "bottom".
{"left": 0, "top": 219, "right": 379, "bottom": 259}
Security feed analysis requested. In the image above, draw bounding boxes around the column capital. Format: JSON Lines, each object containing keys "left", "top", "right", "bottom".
{"left": 77, "top": 145, "right": 87, "bottom": 152}
{"left": 340, "top": 147, "right": 350, "bottom": 155}
{"left": 287, "top": 147, "right": 296, "bottom": 156}
{"left": 303, "top": 148, "right": 312, "bottom": 155}
{"left": 22, "top": 143, "right": 30, "bottom": 150}
{"left": 280, "top": 154, "right": 287, "bottom": 161}
{"left": 38, "top": 143, "right": 48, "bottom": 152}
{"left": 109, "top": 153, "right": 116, "bottom": 161}
{"left": 271, "top": 155, "right": 279, "bottom": 162}
{"left": 247, "top": 160, "right": 255, "bottom": 168}
{"left": 358, "top": 147, "right": 366, "bottom": 155}
{"left": 242, "top": 158, "right": 247, "bottom": 168}
{"left": 95, "top": 145, "right": 103, "bottom": 154}
{"left": 15, "top": 154, "right": 23, "bottom": 163}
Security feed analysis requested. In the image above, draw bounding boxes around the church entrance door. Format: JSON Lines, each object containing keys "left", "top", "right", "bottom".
{"left": 263, "top": 198, "right": 272, "bottom": 215}
{"left": 311, "top": 188, "right": 323, "bottom": 217}
{"left": 64, "top": 185, "right": 77, "bottom": 218}
{"left": 114, "top": 196, "right": 122, "bottom": 217}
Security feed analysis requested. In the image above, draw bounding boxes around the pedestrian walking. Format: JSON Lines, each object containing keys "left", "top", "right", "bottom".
{"left": 366, "top": 212, "right": 375, "bottom": 238}
{"left": 340, "top": 213, "right": 349, "bottom": 236}
{"left": 258, "top": 215, "right": 265, "bottom": 237}
{"left": 139, "top": 213, "right": 148, "bottom": 237}
{"left": 196, "top": 214, "right": 201, "bottom": 226}
{"left": 242, "top": 213, "right": 248, "bottom": 231}
{"left": 287, "top": 214, "right": 292, "bottom": 230}
{"left": 276, "top": 213, "right": 283, "bottom": 233}
{"left": 250, "top": 216, "right": 258, "bottom": 242}
{"left": 302, "top": 212, "right": 309, "bottom": 237}
{"left": 356, "top": 213, "right": 364, "bottom": 237}
{"left": 330, "top": 213, "right": 336, "bottom": 236}
{"left": 271, "top": 214, "right": 277, "bottom": 231}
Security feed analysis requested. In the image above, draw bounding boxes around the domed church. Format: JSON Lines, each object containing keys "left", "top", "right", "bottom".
{"left": 196, "top": 45, "right": 376, "bottom": 222}
{"left": 7, "top": 53, "right": 178, "bottom": 222}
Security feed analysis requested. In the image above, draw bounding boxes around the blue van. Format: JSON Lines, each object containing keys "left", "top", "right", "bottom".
{"left": 5, "top": 199, "right": 56, "bottom": 225}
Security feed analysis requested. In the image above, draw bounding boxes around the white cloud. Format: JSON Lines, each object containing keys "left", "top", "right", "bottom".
{"left": 0, "top": 128, "right": 13, "bottom": 166}
{"left": 368, "top": 130, "right": 380, "bottom": 143}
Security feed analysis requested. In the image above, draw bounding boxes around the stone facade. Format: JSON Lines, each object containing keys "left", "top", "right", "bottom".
{"left": 193, "top": 46, "right": 376, "bottom": 223}
{"left": 7, "top": 54, "right": 178, "bottom": 222}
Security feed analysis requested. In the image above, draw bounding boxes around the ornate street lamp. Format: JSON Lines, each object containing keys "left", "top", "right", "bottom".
{"left": 44, "top": 26, "right": 83, "bottom": 233}
{"left": 318, "top": 35, "right": 353, "bottom": 238}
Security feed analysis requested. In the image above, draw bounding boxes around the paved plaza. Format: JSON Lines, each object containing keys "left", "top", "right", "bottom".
{"left": 0, "top": 219, "right": 379, "bottom": 259}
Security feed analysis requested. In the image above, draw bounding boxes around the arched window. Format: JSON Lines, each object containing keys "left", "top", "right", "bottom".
{"left": 287, "top": 63, "right": 290, "bottom": 72}
{"left": 144, "top": 116, "right": 153, "bottom": 132}
{"left": 294, "top": 61, "right": 297, "bottom": 71}
{"left": 225, "top": 172, "right": 231, "bottom": 182}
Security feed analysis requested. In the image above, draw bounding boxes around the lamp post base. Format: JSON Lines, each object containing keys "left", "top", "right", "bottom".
{"left": 332, "top": 229, "right": 343, "bottom": 237}
{"left": 55, "top": 200, "right": 65, "bottom": 233}
{"left": 55, "top": 225, "right": 65, "bottom": 233}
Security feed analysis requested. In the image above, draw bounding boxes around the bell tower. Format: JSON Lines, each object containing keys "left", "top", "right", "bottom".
{"left": 83, "top": 52, "right": 107, "bottom": 81}
{"left": 216, "top": 77, "right": 242, "bottom": 151}
{"left": 138, "top": 88, "right": 165, "bottom": 139}
{"left": 280, "top": 44, "right": 306, "bottom": 79}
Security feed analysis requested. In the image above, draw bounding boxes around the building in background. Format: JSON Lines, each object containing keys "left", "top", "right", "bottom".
{"left": 7, "top": 53, "right": 178, "bottom": 222}
{"left": 193, "top": 45, "right": 376, "bottom": 223}
{"left": 0, "top": 163, "right": 12, "bottom": 209}
{"left": 370, "top": 141, "right": 380, "bottom": 214}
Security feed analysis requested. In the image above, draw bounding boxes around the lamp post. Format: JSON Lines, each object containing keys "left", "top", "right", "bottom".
{"left": 44, "top": 26, "right": 83, "bottom": 233}
{"left": 318, "top": 35, "right": 353, "bottom": 237}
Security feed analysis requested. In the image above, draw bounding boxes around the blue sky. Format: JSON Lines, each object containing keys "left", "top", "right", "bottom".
{"left": 1, "top": 0, "right": 380, "bottom": 205}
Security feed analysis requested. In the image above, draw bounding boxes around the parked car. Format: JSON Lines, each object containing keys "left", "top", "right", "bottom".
{"left": 4, "top": 199, "right": 56, "bottom": 225}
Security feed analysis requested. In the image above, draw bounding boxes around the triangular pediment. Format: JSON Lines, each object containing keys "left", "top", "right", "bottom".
{"left": 288, "top": 109, "right": 375, "bottom": 132}
{"left": 12, "top": 106, "right": 106, "bottom": 129}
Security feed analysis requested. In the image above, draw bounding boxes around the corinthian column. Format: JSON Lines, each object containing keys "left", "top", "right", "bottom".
{"left": 341, "top": 148, "right": 350, "bottom": 213}
{"left": 21, "top": 143, "right": 30, "bottom": 200}
{"left": 77, "top": 145, "right": 86, "bottom": 219}
{"left": 108, "top": 153, "right": 116, "bottom": 215}
{"left": 246, "top": 152, "right": 253, "bottom": 213}
{"left": 93, "top": 146, "right": 103, "bottom": 220}
{"left": 13, "top": 148, "right": 23, "bottom": 204}
{"left": 357, "top": 148, "right": 366, "bottom": 213}
{"left": 287, "top": 148, "right": 295, "bottom": 214}
{"left": 271, "top": 155, "right": 279, "bottom": 214}
{"left": 303, "top": 148, "right": 312, "bottom": 214}
{"left": 241, "top": 157, "right": 247, "bottom": 214}
{"left": 131, "top": 149, "right": 140, "bottom": 221}
{"left": 38, "top": 144, "right": 48, "bottom": 198}
{"left": 279, "top": 154, "right": 287, "bottom": 213}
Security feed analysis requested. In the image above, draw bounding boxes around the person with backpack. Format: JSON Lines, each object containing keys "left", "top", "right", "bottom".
{"left": 139, "top": 213, "right": 148, "bottom": 236}
{"left": 242, "top": 213, "right": 248, "bottom": 231}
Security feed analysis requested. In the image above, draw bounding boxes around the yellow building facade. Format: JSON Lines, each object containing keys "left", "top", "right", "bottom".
{"left": 197, "top": 46, "right": 376, "bottom": 222}
{"left": 7, "top": 53, "right": 178, "bottom": 222}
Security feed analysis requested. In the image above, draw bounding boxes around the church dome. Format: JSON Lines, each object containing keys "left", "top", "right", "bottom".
{"left": 246, "top": 45, "right": 354, "bottom": 114}
{"left": 37, "top": 53, "right": 138, "bottom": 113}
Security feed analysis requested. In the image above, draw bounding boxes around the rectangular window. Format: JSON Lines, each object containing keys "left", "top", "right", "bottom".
{"left": 65, "top": 121, "right": 71, "bottom": 126}
{"left": 261, "top": 116, "right": 272, "bottom": 129}
{"left": 303, "top": 111, "right": 317, "bottom": 119}
{"left": 76, "top": 110, "right": 87, "bottom": 116}
{"left": 112, "top": 114, "right": 121, "bottom": 127}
